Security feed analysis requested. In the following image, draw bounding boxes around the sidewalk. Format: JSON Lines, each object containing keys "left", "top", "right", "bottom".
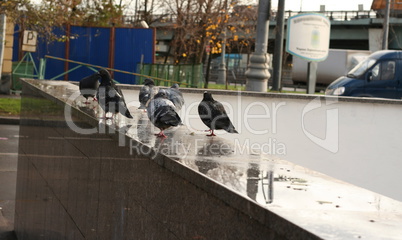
{"left": 0, "top": 94, "right": 20, "bottom": 240}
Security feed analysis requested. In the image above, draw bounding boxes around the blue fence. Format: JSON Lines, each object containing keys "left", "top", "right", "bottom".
{"left": 13, "top": 25, "right": 154, "bottom": 84}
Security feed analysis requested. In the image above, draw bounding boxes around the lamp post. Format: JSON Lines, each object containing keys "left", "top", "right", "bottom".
{"left": 217, "top": 1, "right": 228, "bottom": 85}
{"left": 245, "top": 0, "right": 271, "bottom": 92}
{"left": 382, "top": 0, "right": 391, "bottom": 50}
{"left": 271, "top": 0, "right": 286, "bottom": 91}
{"left": 217, "top": 26, "right": 227, "bottom": 85}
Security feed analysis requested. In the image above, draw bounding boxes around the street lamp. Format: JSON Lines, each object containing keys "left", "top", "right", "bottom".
{"left": 245, "top": 0, "right": 271, "bottom": 92}
{"left": 217, "top": 25, "right": 227, "bottom": 85}
{"left": 217, "top": 3, "right": 228, "bottom": 85}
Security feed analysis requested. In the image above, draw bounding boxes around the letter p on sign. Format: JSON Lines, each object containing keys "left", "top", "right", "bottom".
{"left": 22, "top": 30, "right": 38, "bottom": 52}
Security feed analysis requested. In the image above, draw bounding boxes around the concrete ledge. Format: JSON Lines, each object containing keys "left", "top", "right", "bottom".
{"left": 14, "top": 79, "right": 402, "bottom": 239}
{"left": 116, "top": 82, "right": 402, "bottom": 105}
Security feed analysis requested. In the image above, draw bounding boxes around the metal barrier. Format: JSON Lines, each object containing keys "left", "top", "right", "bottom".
{"left": 44, "top": 55, "right": 196, "bottom": 87}
{"left": 137, "top": 63, "right": 203, "bottom": 88}
{"left": 11, "top": 52, "right": 42, "bottom": 93}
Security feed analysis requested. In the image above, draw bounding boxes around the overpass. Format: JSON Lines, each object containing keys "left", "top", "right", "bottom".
{"left": 153, "top": 10, "right": 402, "bottom": 54}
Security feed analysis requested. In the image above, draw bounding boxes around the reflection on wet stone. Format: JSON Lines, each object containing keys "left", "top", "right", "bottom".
{"left": 247, "top": 163, "right": 260, "bottom": 201}
{"left": 136, "top": 114, "right": 153, "bottom": 144}
{"left": 261, "top": 170, "right": 274, "bottom": 204}
{"left": 196, "top": 137, "right": 234, "bottom": 157}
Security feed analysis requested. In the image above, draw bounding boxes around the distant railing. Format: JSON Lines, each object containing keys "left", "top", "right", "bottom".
{"left": 137, "top": 63, "right": 203, "bottom": 88}
{"left": 282, "top": 10, "right": 377, "bottom": 21}
{"left": 123, "top": 10, "right": 379, "bottom": 26}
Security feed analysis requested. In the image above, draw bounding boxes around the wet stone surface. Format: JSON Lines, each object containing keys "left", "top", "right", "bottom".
{"left": 17, "top": 79, "right": 402, "bottom": 240}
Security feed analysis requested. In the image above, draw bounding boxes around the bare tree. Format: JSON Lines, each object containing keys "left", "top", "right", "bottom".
{"left": 162, "top": 0, "right": 232, "bottom": 64}
{"left": 1, "top": 0, "right": 128, "bottom": 41}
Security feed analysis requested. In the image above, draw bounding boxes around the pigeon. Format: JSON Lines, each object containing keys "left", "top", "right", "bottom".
{"left": 139, "top": 78, "right": 159, "bottom": 110}
{"left": 96, "top": 69, "right": 133, "bottom": 119}
{"left": 147, "top": 91, "right": 182, "bottom": 138}
{"left": 161, "top": 83, "right": 185, "bottom": 111}
{"left": 198, "top": 91, "right": 238, "bottom": 136}
{"left": 79, "top": 71, "right": 100, "bottom": 103}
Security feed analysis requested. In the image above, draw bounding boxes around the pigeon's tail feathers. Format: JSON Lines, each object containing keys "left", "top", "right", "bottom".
{"left": 159, "top": 111, "right": 181, "bottom": 126}
{"left": 120, "top": 103, "right": 133, "bottom": 118}
{"left": 228, "top": 128, "right": 238, "bottom": 134}
{"left": 125, "top": 110, "right": 134, "bottom": 119}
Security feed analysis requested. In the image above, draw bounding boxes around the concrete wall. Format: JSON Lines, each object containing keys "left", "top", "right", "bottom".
{"left": 0, "top": 17, "right": 14, "bottom": 94}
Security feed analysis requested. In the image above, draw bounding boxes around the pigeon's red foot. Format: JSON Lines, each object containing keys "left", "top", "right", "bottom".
{"left": 206, "top": 130, "right": 216, "bottom": 137}
{"left": 155, "top": 131, "right": 167, "bottom": 138}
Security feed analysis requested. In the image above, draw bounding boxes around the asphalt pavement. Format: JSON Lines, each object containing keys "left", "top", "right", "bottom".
{"left": 0, "top": 94, "right": 19, "bottom": 239}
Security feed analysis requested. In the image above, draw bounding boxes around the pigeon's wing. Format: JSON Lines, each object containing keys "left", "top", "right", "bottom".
{"left": 106, "top": 87, "right": 130, "bottom": 117}
{"left": 139, "top": 86, "right": 151, "bottom": 108}
{"left": 96, "top": 85, "right": 112, "bottom": 112}
{"left": 79, "top": 73, "right": 99, "bottom": 89}
{"left": 117, "top": 93, "right": 133, "bottom": 118}
{"left": 155, "top": 105, "right": 182, "bottom": 127}
{"left": 151, "top": 86, "right": 160, "bottom": 98}
{"left": 112, "top": 83, "right": 124, "bottom": 99}
{"left": 198, "top": 100, "right": 214, "bottom": 128}
{"left": 168, "top": 88, "right": 185, "bottom": 110}
{"left": 118, "top": 100, "right": 133, "bottom": 118}
{"left": 148, "top": 98, "right": 181, "bottom": 130}
{"left": 211, "top": 100, "right": 227, "bottom": 115}
{"left": 209, "top": 100, "right": 235, "bottom": 131}
{"left": 79, "top": 73, "right": 100, "bottom": 98}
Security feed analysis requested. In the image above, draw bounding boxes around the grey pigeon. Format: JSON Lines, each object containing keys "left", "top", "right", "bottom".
{"left": 147, "top": 91, "right": 182, "bottom": 138}
{"left": 139, "top": 78, "right": 158, "bottom": 109}
{"left": 96, "top": 69, "right": 133, "bottom": 119}
{"left": 161, "top": 83, "right": 185, "bottom": 111}
{"left": 198, "top": 91, "right": 238, "bottom": 136}
{"left": 79, "top": 71, "right": 100, "bottom": 103}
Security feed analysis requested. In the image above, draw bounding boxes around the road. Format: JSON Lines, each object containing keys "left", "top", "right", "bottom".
{"left": 0, "top": 124, "right": 18, "bottom": 240}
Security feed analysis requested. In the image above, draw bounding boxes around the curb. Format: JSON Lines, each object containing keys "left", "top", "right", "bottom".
{"left": 0, "top": 117, "right": 20, "bottom": 125}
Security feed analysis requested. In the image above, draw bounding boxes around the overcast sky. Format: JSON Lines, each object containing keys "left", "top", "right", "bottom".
{"left": 270, "top": 0, "right": 373, "bottom": 12}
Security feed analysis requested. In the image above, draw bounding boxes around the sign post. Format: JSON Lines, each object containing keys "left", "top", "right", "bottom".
{"left": 22, "top": 30, "right": 38, "bottom": 52}
{"left": 286, "top": 13, "right": 330, "bottom": 93}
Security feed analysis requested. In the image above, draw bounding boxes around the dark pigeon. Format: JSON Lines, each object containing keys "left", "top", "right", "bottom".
{"left": 139, "top": 78, "right": 159, "bottom": 109}
{"left": 147, "top": 91, "right": 182, "bottom": 138}
{"left": 96, "top": 69, "right": 133, "bottom": 119}
{"left": 161, "top": 83, "right": 185, "bottom": 111}
{"left": 79, "top": 71, "right": 100, "bottom": 103}
{"left": 198, "top": 91, "right": 238, "bottom": 136}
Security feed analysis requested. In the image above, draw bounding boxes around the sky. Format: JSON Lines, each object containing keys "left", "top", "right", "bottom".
{"left": 30, "top": 0, "right": 375, "bottom": 14}
{"left": 270, "top": 0, "right": 374, "bottom": 12}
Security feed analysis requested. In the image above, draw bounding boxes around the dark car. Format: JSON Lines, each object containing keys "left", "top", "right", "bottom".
{"left": 325, "top": 50, "right": 402, "bottom": 99}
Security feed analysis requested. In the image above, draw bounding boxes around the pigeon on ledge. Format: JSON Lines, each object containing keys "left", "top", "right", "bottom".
{"left": 147, "top": 91, "right": 182, "bottom": 138}
{"left": 79, "top": 71, "right": 100, "bottom": 103}
{"left": 96, "top": 69, "right": 133, "bottom": 119}
{"left": 161, "top": 83, "right": 185, "bottom": 111}
{"left": 198, "top": 91, "right": 238, "bottom": 136}
{"left": 139, "top": 78, "right": 158, "bottom": 110}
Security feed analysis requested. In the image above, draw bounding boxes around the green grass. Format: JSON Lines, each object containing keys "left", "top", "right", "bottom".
{"left": 0, "top": 98, "right": 21, "bottom": 116}
{"left": 206, "top": 83, "right": 246, "bottom": 91}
